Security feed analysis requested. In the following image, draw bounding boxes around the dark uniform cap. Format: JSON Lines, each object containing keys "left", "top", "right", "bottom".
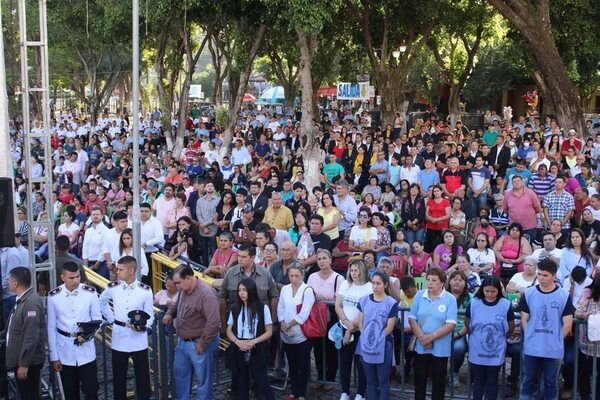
{"left": 128, "top": 310, "right": 151, "bottom": 331}
{"left": 75, "top": 320, "right": 102, "bottom": 345}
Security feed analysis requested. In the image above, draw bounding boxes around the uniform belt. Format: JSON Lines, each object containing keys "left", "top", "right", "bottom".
{"left": 181, "top": 337, "right": 200, "bottom": 342}
{"left": 57, "top": 328, "right": 78, "bottom": 338}
{"left": 114, "top": 320, "right": 127, "bottom": 327}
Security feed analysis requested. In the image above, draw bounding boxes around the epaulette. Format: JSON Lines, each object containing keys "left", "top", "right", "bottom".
{"left": 82, "top": 285, "right": 96, "bottom": 293}
{"left": 108, "top": 281, "right": 121, "bottom": 288}
{"left": 49, "top": 287, "right": 62, "bottom": 296}
{"left": 138, "top": 282, "right": 151, "bottom": 291}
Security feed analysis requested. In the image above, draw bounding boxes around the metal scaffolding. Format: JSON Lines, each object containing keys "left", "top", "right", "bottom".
{"left": 17, "top": 0, "right": 56, "bottom": 290}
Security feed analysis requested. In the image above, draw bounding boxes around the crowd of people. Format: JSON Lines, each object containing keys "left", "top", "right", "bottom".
{"left": 4, "top": 103, "right": 600, "bottom": 400}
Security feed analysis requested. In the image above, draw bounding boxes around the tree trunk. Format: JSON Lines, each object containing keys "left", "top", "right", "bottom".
{"left": 448, "top": 84, "right": 461, "bottom": 128}
{"left": 218, "top": 25, "right": 267, "bottom": 160}
{"left": 375, "top": 71, "right": 402, "bottom": 127}
{"left": 283, "top": 82, "right": 295, "bottom": 108}
{"left": 296, "top": 29, "right": 320, "bottom": 193}
{"left": 488, "top": 0, "right": 585, "bottom": 135}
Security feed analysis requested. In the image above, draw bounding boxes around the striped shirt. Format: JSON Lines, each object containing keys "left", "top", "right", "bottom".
{"left": 528, "top": 173, "right": 555, "bottom": 197}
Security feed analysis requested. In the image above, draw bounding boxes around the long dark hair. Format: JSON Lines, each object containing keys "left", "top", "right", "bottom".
{"left": 119, "top": 228, "right": 133, "bottom": 254}
{"left": 447, "top": 270, "right": 469, "bottom": 307}
{"left": 586, "top": 273, "right": 600, "bottom": 302}
{"left": 442, "top": 229, "right": 461, "bottom": 267}
{"left": 235, "top": 278, "right": 263, "bottom": 331}
{"left": 474, "top": 276, "right": 505, "bottom": 300}
{"left": 566, "top": 228, "right": 593, "bottom": 268}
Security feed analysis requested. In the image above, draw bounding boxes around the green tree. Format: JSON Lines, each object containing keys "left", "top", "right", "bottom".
{"left": 427, "top": 0, "right": 495, "bottom": 126}
{"left": 349, "top": 0, "right": 437, "bottom": 128}
{"left": 47, "top": 0, "right": 132, "bottom": 124}
{"left": 487, "top": 0, "right": 597, "bottom": 133}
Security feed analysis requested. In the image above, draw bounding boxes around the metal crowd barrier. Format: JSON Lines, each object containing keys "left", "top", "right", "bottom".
{"left": 309, "top": 305, "right": 599, "bottom": 400}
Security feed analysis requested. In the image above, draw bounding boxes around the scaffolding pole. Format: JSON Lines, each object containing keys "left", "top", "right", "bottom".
{"left": 132, "top": 0, "right": 142, "bottom": 280}
{"left": 18, "top": 0, "right": 56, "bottom": 289}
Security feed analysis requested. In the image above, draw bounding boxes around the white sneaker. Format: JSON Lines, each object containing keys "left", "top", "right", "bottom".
{"left": 339, "top": 394, "right": 350, "bottom": 400}
{"left": 355, "top": 395, "right": 365, "bottom": 400}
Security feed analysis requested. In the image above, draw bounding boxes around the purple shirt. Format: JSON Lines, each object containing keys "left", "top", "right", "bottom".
{"left": 434, "top": 244, "right": 464, "bottom": 271}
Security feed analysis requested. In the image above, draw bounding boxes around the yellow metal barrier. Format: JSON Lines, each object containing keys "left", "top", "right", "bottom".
{"left": 150, "top": 252, "right": 216, "bottom": 289}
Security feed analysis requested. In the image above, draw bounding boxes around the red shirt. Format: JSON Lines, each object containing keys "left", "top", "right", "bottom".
{"left": 560, "top": 138, "right": 583, "bottom": 153}
{"left": 426, "top": 198, "right": 451, "bottom": 230}
{"left": 441, "top": 169, "right": 466, "bottom": 195}
{"left": 58, "top": 192, "right": 75, "bottom": 204}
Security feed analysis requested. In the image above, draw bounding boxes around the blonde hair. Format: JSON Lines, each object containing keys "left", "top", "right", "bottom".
{"left": 348, "top": 259, "right": 370, "bottom": 285}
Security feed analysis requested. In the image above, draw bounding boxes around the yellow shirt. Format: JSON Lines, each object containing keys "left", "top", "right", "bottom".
{"left": 317, "top": 208, "right": 340, "bottom": 240}
{"left": 353, "top": 154, "right": 364, "bottom": 174}
{"left": 262, "top": 206, "right": 294, "bottom": 231}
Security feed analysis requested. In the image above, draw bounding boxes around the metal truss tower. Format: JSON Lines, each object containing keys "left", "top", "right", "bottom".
{"left": 17, "top": 0, "right": 55, "bottom": 289}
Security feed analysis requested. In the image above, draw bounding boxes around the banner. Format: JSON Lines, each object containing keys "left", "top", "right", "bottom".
{"left": 337, "top": 82, "right": 374, "bottom": 100}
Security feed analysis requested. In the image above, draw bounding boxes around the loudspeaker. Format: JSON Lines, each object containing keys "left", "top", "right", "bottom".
{"left": 0, "top": 178, "right": 15, "bottom": 247}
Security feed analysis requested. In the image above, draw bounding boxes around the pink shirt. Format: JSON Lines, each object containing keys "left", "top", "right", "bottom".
{"left": 307, "top": 272, "right": 343, "bottom": 302}
{"left": 502, "top": 188, "right": 541, "bottom": 230}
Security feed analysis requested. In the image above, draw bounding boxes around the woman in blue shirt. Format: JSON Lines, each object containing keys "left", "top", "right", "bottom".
{"left": 409, "top": 268, "right": 458, "bottom": 400}
{"left": 356, "top": 271, "right": 398, "bottom": 400}
{"left": 465, "top": 276, "right": 514, "bottom": 400}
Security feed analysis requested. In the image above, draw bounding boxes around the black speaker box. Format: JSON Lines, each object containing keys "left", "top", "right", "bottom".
{"left": 0, "top": 178, "right": 15, "bottom": 247}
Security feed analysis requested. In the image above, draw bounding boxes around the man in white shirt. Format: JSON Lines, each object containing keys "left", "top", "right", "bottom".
{"left": 82, "top": 207, "right": 110, "bottom": 279}
{"left": 231, "top": 139, "right": 252, "bottom": 168}
{"left": 140, "top": 202, "right": 165, "bottom": 286}
{"left": 102, "top": 211, "right": 129, "bottom": 279}
{"left": 399, "top": 154, "right": 421, "bottom": 185}
{"left": 531, "top": 231, "right": 562, "bottom": 264}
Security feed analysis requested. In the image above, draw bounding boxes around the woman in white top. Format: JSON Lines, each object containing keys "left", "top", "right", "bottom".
{"left": 277, "top": 265, "right": 315, "bottom": 400}
{"left": 306, "top": 250, "right": 342, "bottom": 389}
{"left": 349, "top": 207, "right": 377, "bottom": 256}
{"left": 335, "top": 259, "right": 373, "bottom": 400}
{"left": 118, "top": 228, "right": 149, "bottom": 276}
{"left": 506, "top": 256, "right": 537, "bottom": 295}
{"left": 467, "top": 233, "right": 496, "bottom": 275}
{"left": 58, "top": 209, "right": 80, "bottom": 250}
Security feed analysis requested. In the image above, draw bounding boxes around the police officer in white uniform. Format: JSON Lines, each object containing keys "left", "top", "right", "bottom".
{"left": 47, "top": 262, "right": 102, "bottom": 399}
{"left": 99, "top": 255, "right": 154, "bottom": 400}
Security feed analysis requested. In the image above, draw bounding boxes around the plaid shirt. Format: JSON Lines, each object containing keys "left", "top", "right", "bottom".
{"left": 543, "top": 190, "right": 575, "bottom": 228}
{"left": 576, "top": 290, "right": 600, "bottom": 357}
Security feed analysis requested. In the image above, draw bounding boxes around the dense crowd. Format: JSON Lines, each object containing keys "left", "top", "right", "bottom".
{"left": 4, "top": 104, "right": 600, "bottom": 400}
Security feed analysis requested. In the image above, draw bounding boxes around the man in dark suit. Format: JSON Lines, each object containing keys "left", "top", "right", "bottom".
{"left": 5, "top": 267, "right": 47, "bottom": 400}
{"left": 246, "top": 181, "right": 269, "bottom": 221}
{"left": 287, "top": 128, "right": 302, "bottom": 152}
{"left": 487, "top": 135, "right": 512, "bottom": 177}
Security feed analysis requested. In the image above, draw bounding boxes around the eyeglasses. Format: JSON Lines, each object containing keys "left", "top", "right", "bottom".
{"left": 264, "top": 248, "right": 277, "bottom": 253}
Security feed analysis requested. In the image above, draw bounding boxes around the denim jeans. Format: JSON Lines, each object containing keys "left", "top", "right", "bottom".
{"left": 339, "top": 330, "right": 366, "bottom": 396}
{"left": 2, "top": 295, "right": 15, "bottom": 326}
{"left": 471, "top": 193, "right": 488, "bottom": 217}
{"left": 452, "top": 335, "right": 468, "bottom": 373}
{"left": 362, "top": 339, "right": 393, "bottom": 400}
{"left": 470, "top": 363, "right": 502, "bottom": 400}
{"left": 520, "top": 354, "right": 561, "bottom": 400}
{"left": 405, "top": 228, "right": 425, "bottom": 246}
{"left": 563, "top": 338, "right": 575, "bottom": 389}
{"left": 173, "top": 336, "right": 219, "bottom": 400}
{"left": 506, "top": 341, "right": 522, "bottom": 384}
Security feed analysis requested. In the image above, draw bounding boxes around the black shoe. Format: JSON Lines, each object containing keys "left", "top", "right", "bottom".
{"left": 505, "top": 383, "right": 517, "bottom": 398}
